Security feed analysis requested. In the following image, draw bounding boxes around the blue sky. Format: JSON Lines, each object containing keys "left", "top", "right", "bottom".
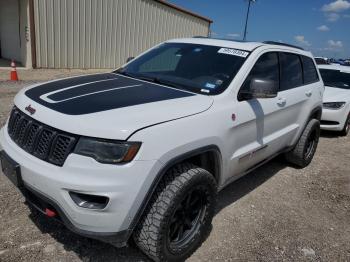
{"left": 169, "top": 0, "right": 350, "bottom": 58}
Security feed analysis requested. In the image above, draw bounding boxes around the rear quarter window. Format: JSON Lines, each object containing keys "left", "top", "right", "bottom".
{"left": 302, "top": 56, "right": 319, "bottom": 84}
{"left": 279, "top": 53, "right": 303, "bottom": 91}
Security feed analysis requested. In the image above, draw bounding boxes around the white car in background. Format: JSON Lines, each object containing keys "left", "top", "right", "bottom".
{"left": 315, "top": 57, "right": 330, "bottom": 65}
{"left": 319, "top": 64, "right": 350, "bottom": 136}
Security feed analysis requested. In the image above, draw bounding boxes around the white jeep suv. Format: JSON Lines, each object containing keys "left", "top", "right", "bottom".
{"left": 0, "top": 38, "right": 324, "bottom": 261}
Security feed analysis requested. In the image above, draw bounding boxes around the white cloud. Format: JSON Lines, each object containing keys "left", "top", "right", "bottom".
{"left": 314, "top": 41, "right": 346, "bottom": 57}
{"left": 317, "top": 25, "right": 330, "bottom": 31}
{"left": 325, "top": 12, "right": 341, "bottom": 21}
{"left": 328, "top": 40, "right": 343, "bottom": 48}
{"left": 322, "top": 0, "right": 350, "bottom": 12}
{"left": 226, "top": 33, "right": 240, "bottom": 38}
{"left": 210, "top": 31, "right": 218, "bottom": 37}
{"left": 294, "top": 35, "right": 311, "bottom": 46}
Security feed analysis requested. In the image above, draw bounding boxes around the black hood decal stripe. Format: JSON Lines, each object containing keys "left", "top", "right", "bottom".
{"left": 30, "top": 73, "right": 118, "bottom": 95}
{"left": 44, "top": 84, "right": 142, "bottom": 103}
{"left": 44, "top": 77, "right": 120, "bottom": 102}
{"left": 25, "top": 73, "right": 195, "bottom": 115}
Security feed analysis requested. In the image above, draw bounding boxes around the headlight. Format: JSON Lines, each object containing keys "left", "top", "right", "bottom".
{"left": 323, "top": 102, "right": 346, "bottom": 110}
{"left": 74, "top": 137, "right": 141, "bottom": 164}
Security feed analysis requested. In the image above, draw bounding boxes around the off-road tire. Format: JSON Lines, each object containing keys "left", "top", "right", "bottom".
{"left": 133, "top": 163, "right": 217, "bottom": 262}
{"left": 340, "top": 113, "right": 350, "bottom": 136}
{"left": 285, "top": 119, "right": 320, "bottom": 168}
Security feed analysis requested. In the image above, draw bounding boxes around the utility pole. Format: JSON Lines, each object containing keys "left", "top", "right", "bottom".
{"left": 243, "top": 0, "right": 256, "bottom": 41}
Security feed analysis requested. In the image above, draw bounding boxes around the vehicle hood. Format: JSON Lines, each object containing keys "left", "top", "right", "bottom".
{"left": 323, "top": 86, "right": 350, "bottom": 103}
{"left": 14, "top": 73, "right": 213, "bottom": 140}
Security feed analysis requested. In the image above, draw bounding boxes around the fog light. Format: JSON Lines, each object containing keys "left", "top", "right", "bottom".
{"left": 69, "top": 192, "right": 109, "bottom": 210}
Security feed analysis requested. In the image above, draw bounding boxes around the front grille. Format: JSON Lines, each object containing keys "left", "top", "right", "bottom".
{"left": 7, "top": 107, "right": 78, "bottom": 166}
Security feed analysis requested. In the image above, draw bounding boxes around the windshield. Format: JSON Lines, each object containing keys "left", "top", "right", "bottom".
{"left": 319, "top": 69, "right": 350, "bottom": 90}
{"left": 114, "top": 43, "right": 249, "bottom": 95}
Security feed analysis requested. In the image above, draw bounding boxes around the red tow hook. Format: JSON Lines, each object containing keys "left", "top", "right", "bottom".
{"left": 45, "top": 208, "right": 57, "bottom": 218}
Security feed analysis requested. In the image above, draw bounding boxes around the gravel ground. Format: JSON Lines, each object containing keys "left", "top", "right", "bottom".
{"left": 0, "top": 75, "right": 349, "bottom": 262}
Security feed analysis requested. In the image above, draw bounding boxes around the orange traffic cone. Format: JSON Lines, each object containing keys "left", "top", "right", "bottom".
{"left": 10, "top": 60, "right": 19, "bottom": 81}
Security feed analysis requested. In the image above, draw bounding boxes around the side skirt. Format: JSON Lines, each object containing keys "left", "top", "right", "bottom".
{"left": 218, "top": 148, "right": 290, "bottom": 191}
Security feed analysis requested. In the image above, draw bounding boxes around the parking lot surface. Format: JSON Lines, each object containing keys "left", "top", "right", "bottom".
{"left": 0, "top": 74, "right": 349, "bottom": 261}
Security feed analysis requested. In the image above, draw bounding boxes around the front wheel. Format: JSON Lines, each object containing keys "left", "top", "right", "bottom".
{"left": 133, "top": 163, "right": 217, "bottom": 262}
{"left": 285, "top": 119, "right": 320, "bottom": 168}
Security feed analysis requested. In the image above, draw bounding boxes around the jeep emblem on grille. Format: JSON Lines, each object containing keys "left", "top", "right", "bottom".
{"left": 25, "top": 105, "right": 36, "bottom": 115}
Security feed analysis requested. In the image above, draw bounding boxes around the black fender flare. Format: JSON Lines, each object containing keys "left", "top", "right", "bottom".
{"left": 127, "top": 145, "right": 222, "bottom": 237}
{"left": 287, "top": 106, "right": 322, "bottom": 151}
{"left": 308, "top": 106, "right": 322, "bottom": 121}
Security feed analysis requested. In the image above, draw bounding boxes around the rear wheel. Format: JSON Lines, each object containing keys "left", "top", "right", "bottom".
{"left": 133, "top": 163, "right": 217, "bottom": 262}
{"left": 340, "top": 113, "right": 350, "bottom": 136}
{"left": 285, "top": 119, "right": 320, "bottom": 168}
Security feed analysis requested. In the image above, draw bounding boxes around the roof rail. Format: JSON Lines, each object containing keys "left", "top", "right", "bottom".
{"left": 193, "top": 36, "right": 247, "bottom": 42}
{"left": 191, "top": 38, "right": 305, "bottom": 50}
{"left": 263, "top": 41, "right": 304, "bottom": 50}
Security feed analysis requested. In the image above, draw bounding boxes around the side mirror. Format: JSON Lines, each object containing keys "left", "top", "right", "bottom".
{"left": 126, "top": 57, "right": 134, "bottom": 63}
{"left": 249, "top": 78, "right": 278, "bottom": 99}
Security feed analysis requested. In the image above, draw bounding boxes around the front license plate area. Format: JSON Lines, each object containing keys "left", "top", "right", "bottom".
{"left": 0, "top": 151, "right": 22, "bottom": 188}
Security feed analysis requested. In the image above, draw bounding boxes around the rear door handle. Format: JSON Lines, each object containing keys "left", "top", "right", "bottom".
{"left": 305, "top": 90, "right": 312, "bottom": 97}
{"left": 277, "top": 97, "right": 286, "bottom": 106}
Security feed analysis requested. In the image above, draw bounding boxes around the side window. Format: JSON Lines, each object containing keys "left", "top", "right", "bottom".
{"left": 239, "top": 52, "right": 279, "bottom": 99}
{"left": 279, "top": 53, "right": 303, "bottom": 91}
{"left": 302, "top": 56, "right": 319, "bottom": 84}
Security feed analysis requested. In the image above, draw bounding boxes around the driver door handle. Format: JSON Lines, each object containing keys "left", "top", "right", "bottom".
{"left": 277, "top": 97, "right": 286, "bottom": 106}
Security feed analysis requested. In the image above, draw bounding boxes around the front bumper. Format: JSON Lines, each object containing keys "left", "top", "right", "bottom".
{"left": 321, "top": 107, "right": 348, "bottom": 131}
{"left": 0, "top": 126, "right": 161, "bottom": 246}
{"left": 19, "top": 181, "right": 130, "bottom": 246}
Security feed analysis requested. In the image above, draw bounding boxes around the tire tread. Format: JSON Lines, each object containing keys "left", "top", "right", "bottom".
{"left": 285, "top": 119, "right": 320, "bottom": 167}
{"left": 133, "top": 163, "right": 216, "bottom": 262}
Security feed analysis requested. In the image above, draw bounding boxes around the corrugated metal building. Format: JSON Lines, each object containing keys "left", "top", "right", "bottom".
{"left": 0, "top": 0, "right": 212, "bottom": 68}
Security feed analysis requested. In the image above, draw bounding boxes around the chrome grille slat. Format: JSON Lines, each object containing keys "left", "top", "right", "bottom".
{"left": 7, "top": 107, "right": 78, "bottom": 166}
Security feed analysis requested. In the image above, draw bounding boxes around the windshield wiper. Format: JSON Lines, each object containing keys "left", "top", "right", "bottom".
{"left": 152, "top": 77, "right": 191, "bottom": 92}
{"left": 115, "top": 71, "right": 162, "bottom": 85}
{"left": 116, "top": 70, "right": 138, "bottom": 78}
{"left": 116, "top": 71, "right": 197, "bottom": 93}
{"left": 129, "top": 75, "right": 188, "bottom": 91}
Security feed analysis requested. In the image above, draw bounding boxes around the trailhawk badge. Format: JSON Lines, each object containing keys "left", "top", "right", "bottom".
{"left": 25, "top": 104, "right": 36, "bottom": 115}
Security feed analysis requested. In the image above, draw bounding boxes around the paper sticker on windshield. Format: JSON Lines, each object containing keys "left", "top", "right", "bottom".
{"left": 218, "top": 48, "right": 249, "bottom": 58}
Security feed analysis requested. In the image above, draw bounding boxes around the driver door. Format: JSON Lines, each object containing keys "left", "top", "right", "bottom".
{"left": 227, "top": 52, "right": 293, "bottom": 177}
